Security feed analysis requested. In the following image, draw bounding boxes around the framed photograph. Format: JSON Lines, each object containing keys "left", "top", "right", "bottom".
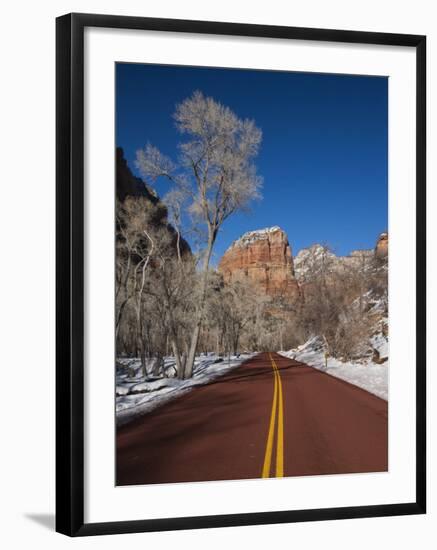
{"left": 56, "top": 13, "right": 426, "bottom": 536}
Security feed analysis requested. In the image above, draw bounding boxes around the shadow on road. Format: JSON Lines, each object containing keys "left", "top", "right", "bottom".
{"left": 205, "top": 358, "right": 306, "bottom": 387}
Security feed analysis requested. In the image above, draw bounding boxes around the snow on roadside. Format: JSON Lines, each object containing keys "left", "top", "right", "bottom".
{"left": 278, "top": 337, "right": 388, "bottom": 401}
{"left": 116, "top": 353, "right": 255, "bottom": 425}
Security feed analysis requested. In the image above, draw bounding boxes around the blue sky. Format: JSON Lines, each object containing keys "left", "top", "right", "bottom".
{"left": 116, "top": 63, "right": 388, "bottom": 264}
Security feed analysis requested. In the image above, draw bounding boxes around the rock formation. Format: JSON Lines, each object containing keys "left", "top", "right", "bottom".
{"left": 116, "top": 147, "right": 191, "bottom": 255}
{"left": 375, "top": 232, "right": 388, "bottom": 258}
{"left": 218, "top": 227, "right": 300, "bottom": 301}
{"left": 220, "top": 228, "right": 388, "bottom": 296}
{"left": 294, "top": 233, "right": 388, "bottom": 283}
{"left": 116, "top": 147, "right": 159, "bottom": 204}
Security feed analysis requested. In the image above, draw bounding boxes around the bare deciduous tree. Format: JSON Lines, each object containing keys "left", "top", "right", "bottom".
{"left": 116, "top": 197, "right": 165, "bottom": 370}
{"left": 136, "top": 91, "right": 262, "bottom": 378}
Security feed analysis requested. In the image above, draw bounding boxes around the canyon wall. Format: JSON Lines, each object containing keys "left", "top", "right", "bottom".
{"left": 219, "top": 228, "right": 388, "bottom": 298}
{"left": 218, "top": 227, "right": 300, "bottom": 302}
{"left": 116, "top": 147, "right": 191, "bottom": 256}
{"left": 375, "top": 232, "right": 388, "bottom": 259}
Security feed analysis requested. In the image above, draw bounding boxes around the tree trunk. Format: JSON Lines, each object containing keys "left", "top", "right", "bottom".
{"left": 183, "top": 235, "right": 214, "bottom": 379}
{"left": 140, "top": 339, "right": 147, "bottom": 377}
{"left": 233, "top": 334, "right": 240, "bottom": 356}
{"left": 216, "top": 330, "right": 220, "bottom": 356}
{"left": 176, "top": 228, "right": 182, "bottom": 263}
{"left": 115, "top": 296, "right": 130, "bottom": 339}
{"left": 152, "top": 353, "right": 162, "bottom": 377}
{"left": 171, "top": 339, "right": 184, "bottom": 379}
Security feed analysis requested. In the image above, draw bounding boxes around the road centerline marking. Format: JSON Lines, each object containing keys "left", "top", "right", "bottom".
{"left": 262, "top": 355, "right": 278, "bottom": 478}
{"left": 262, "top": 353, "right": 285, "bottom": 478}
{"left": 273, "top": 356, "right": 284, "bottom": 477}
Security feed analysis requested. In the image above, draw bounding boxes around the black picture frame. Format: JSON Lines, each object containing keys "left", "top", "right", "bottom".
{"left": 56, "top": 12, "right": 426, "bottom": 537}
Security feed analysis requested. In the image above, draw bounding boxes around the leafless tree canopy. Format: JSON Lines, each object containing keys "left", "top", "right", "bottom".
{"left": 118, "top": 92, "right": 263, "bottom": 379}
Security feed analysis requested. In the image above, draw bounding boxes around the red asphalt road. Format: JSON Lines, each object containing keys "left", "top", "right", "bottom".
{"left": 116, "top": 352, "right": 388, "bottom": 485}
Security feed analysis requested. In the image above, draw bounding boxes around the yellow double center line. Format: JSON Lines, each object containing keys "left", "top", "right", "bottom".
{"left": 262, "top": 353, "right": 284, "bottom": 478}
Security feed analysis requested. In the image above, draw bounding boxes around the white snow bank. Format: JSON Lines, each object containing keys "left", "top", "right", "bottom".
{"left": 370, "top": 331, "right": 389, "bottom": 360}
{"left": 116, "top": 353, "right": 255, "bottom": 425}
{"left": 278, "top": 337, "right": 388, "bottom": 400}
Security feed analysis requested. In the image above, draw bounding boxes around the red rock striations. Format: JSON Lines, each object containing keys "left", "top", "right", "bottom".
{"left": 219, "top": 227, "right": 387, "bottom": 304}
{"left": 375, "top": 232, "right": 388, "bottom": 259}
{"left": 218, "top": 227, "right": 300, "bottom": 302}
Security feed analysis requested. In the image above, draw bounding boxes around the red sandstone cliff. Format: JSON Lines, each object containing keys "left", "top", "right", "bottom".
{"left": 375, "top": 232, "right": 388, "bottom": 258}
{"left": 218, "top": 227, "right": 300, "bottom": 301}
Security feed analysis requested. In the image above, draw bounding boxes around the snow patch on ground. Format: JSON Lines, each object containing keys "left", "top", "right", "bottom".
{"left": 370, "top": 332, "right": 388, "bottom": 360}
{"left": 278, "top": 337, "right": 388, "bottom": 400}
{"left": 116, "top": 353, "right": 255, "bottom": 425}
